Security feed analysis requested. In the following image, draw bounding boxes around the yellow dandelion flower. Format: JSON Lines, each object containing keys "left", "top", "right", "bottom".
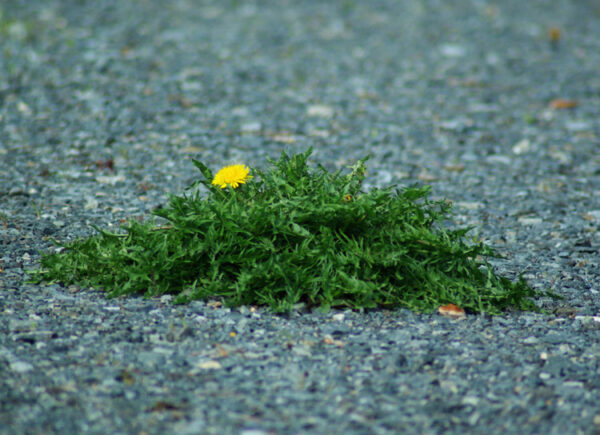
{"left": 211, "top": 164, "right": 252, "bottom": 189}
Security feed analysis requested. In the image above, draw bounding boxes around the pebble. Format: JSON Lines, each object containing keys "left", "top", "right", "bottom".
{"left": 456, "top": 201, "right": 484, "bottom": 210}
{"left": 196, "top": 360, "right": 222, "bottom": 370}
{"left": 518, "top": 217, "right": 543, "bottom": 225}
{"left": 512, "top": 139, "right": 531, "bottom": 154}
{"left": 239, "top": 430, "right": 269, "bottom": 435}
{"left": 96, "top": 175, "right": 126, "bottom": 185}
{"left": 240, "top": 122, "right": 262, "bottom": 133}
{"left": 486, "top": 155, "right": 512, "bottom": 165}
{"left": 438, "top": 118, "right": 473, "bottom": 132}
{"left": 137, "top": 350, "right": 165, "bottom": 367}
{"left": 439, "top": 43, "right": 467, "bottom": 57}
{"left": 565, "top": 121, "right": 590, "bottom": 132}
{"left": 103, "top": 306, "right": 121, "bottom": 312}
{"left": 461, "top": 396, "right": 480, "bottom": 406}
{"left": 585, "top": 210, "right": 600, "bottom": 221}
{"left": 8, "top": 187, "right": 25, "bottom": 196}
{"left": 10, "top": 361, "right": 34, "bottom": 373}
{"left": 84, "top": 198, "right": 99, "bottom": 210}
{"left": 306, "top": 105, "right": 334, "bottom": 118}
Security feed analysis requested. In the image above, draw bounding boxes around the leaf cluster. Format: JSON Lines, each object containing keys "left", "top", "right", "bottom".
{"left": 32, "top": 148, "right": 544, "bottom": 314}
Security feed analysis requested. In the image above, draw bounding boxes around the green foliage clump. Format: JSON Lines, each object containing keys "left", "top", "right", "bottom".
{"left": 32, "top": 148, "right": 544, "bottom": 314}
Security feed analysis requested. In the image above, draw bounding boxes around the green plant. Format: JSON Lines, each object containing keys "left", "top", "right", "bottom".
{"left": 30, "top": 148, "right": 550, "bottom": 314}
{"left": 31, "top": 200, "right": 43, "bottom": 220}
{"left": 0, "top": 212, "right": 8, "bottom": 229}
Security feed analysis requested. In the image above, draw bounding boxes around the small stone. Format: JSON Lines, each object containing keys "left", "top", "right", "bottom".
{"left": 8, "top": 187, "right": 25, "bottom": 196}
{"left": 240, "top": 122, "right": 261, "bottom": 133}
{"left": 137, "top": 351, "right": 164, "bottom": 366}
{"left": 180, "top": 81, "right": 203, "bottom": 91}
{"left": 461, "top": 152, "right": 478, "bottom": 162}
{"left": 308, "top": 129, "right": 330, "bottom": 138}
{"left": 7, "top": 22, "right": 28, "bottom": 41}
{"left": 575, "top": 315, "right": 600, "bottom": 324}
{"left": 17, "top": 101, "right": 32, "bottom": 115}
{"left": 306, "top": 105, "right": 334, "bottom": 118}
{"left": 461, "top": 396, "right": 480, "bottom": 406}
{"left": 272, "top": 133, "right": 296, "bottom": 144}
{"left": 231, "top": 106, "right": 249, "bottom": 117}
{"left": 376, "top": 170, "right": 393, "bottom": 184}
{"left": 444, "top": 163, "right": 465, "bottom": 172}
{"left": 523, "top": 336, "right": 539, "bottom": 345}
{"left": 176, "top": 418, "right": 206, "bottom": 435}
{"left": 584, "top": 210, "right": 600, "bottom": 221}
{"left": 440, "top": 380, "right": 458, "bottom": 394}
{"left": 439, "top": 118, "right": 473, "bottom": 132}
{"left": 471, "top": 102, "right": 500, "bottom": 113}
{"left": 417, "top": 170, "right": 437, "bottom": 182}
{"left": 103, "top": 306, "right": 121, "bottom": 312}
{"left": 518, "top": 217, "right": 543, "bottom": 225}
{"left": 486, "top": 155, "right": 512, "bottom": 165}
{"left": 9, "top": 319, "right": 33, "bottom": 332}
{"left": 10, "top": 361, "right": 34, "bottom": 373}
{"left": 512, "top": 139, "right": 531, "bottom": 155}
{"left": 332, "top": 313, "right": 345, "bottom": 322}
{"left": 549, "top": 150, "right": 571, "bottom": 164}
{"left": 240, "top": 430, "right": 268, "bottom": 435}
{"left": 291, "top": 344, "right": 312, "bottom": 357}
{"left": 96, "top": 175, "right": 126, "bottom": 185}
{"left": 565, "top": 121, "right": 590, "bottom": 132}
{"left": 439, "top": 43, "right": 467, "bottom": 57}
{"left": 180, "top": 146, "right": 204, "bottom": 154}
{"left": 84, "top": 198, "right": 99, "bottom": 210}
{"left": 197, "top": 360, "right": 222, "bottom": 370}
{"left": 468, "top": 412, "right": 481, "bottom": 426}
{"left": 394, "top": 170, "right": 410, "bottom": 179}
{"left": 456, "top": 201, "right": 484, "bottom": 210}
{"left": 486, "top": 52, "right": 500, "bottom": 65}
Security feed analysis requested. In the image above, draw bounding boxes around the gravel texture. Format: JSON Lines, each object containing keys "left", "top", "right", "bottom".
{"left": 1, "top": 0, "right": 600, "bottom": 434}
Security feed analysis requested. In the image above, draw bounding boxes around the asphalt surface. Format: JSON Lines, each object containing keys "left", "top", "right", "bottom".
{"left": 1, "top": 1, "right": 600, "bottom": 434}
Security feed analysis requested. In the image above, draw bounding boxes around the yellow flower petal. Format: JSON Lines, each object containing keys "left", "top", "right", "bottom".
{"left": 211, "top": 164, "right": 252, "bottom": 189}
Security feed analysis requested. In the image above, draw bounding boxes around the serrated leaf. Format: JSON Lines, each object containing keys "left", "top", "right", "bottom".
{"left": 192, "top": 159, "right": 213, "bottom": 182}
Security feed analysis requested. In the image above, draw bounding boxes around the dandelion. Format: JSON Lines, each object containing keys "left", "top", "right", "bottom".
{"left": 211, "top": 164, "right": 253, "bottom": 189}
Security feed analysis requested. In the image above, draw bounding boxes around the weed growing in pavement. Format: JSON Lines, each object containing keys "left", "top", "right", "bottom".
{"left": 30, "top": 148, "right": 550, "bottom": 314}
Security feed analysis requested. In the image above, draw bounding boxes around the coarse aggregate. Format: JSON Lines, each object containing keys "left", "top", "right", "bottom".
{"left": 1, "top": 0, "right": 600, "bottom": 434}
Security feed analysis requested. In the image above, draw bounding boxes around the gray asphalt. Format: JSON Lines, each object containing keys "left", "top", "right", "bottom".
{"left": 1, "top": 1, "right": 599, "bottom": 434}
